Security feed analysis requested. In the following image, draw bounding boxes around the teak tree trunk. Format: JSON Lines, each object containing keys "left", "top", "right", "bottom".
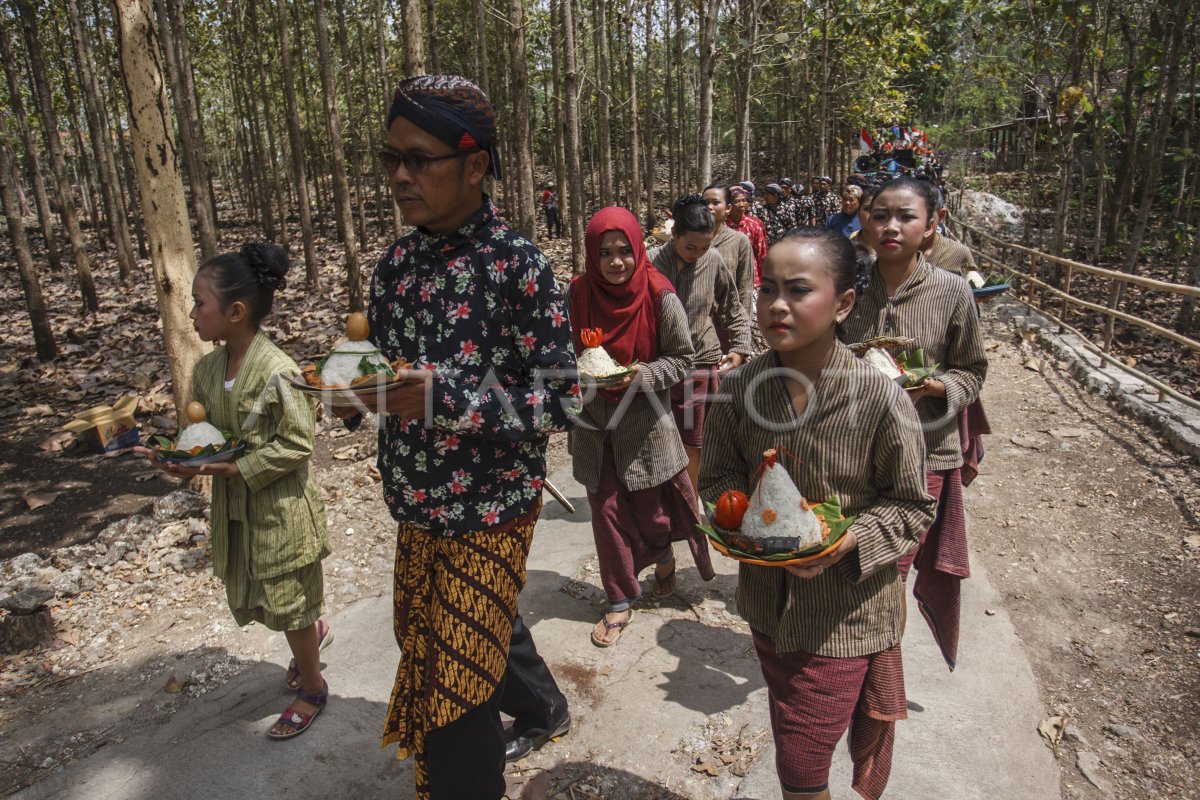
{"left": 313, "top": 0, "right": 363, "bottom": 311}
{"left": 558, "top": 0, "right": 586, "bottom": 274}
{"left": 1103, "top": 3, "right": 1187, "bottom": 350}
{"left": 549, "top": 0, "right": 567, "bottom": 234}
{"left": 157, "top": 0, "right": 219, "bottom": 261}
{"left": 400, "top": 0, "right": 425, "bottom": 76}
{"left": 593, "top": 0, "right": 614, "bottom": 207}
{"left": 641, "top": 0, "right": 655, "bottom": 228}
{"left": 424, "top": 0, "right": 440, "bottom": 73}
{"left": 0, "top": 24, "right": 62, "bottom": 273}
{"left": 696, "top": 0, "right": 720, "bottom": 188}
{"left": 507, "top": 0, "right": 537, "bottom": 241}
{"left": 112, "top": 0, "right": 208, "bottom": 419}
{"left": 247, "top": 0, "right": 287, "bottom": 246}
{"left": 14, "top": 0, "right": 99, "bottom": 313}
{"left": 66, "top": 0, "right": 137, "bottom": 284}
{"left": 624, "top": 0, "right": 641, "bottom": 220}
{"left": 277, "top": 0, "right": 319, "bottom": 289}
{"left": 377, "top": 0, "right": 404, "bottom": 236}
{"left": 0, "top": 136, "right": 58, "bottom": 361}
{"left": 733, "top": 0, "right": 759, "bottom": 180}
{"left": 170, "top": 0, "right": 218, "bottom": 227}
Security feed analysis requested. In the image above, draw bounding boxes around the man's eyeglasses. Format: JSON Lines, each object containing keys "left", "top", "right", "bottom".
{"left": 378, "top": 149, "right": 468, "bottom": 175}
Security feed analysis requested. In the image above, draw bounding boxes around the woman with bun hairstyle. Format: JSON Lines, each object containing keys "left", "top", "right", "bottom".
{"left": 840, "top": 176, "right": 988, "bottom": 670}
{"left": 136, "top": 244, "right": 332, "bottom": 739}
{"left": 569, "top": 207, "right": 713, "bottom": 647}
{"left": 649, "top": 194, "right": 753, "bottom": 498}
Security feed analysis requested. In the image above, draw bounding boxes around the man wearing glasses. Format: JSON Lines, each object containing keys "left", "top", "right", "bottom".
{"left": 349, "top": 75, "right": 577, "bottom": 800}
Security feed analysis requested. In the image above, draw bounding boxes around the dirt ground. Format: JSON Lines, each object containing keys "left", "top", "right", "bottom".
{"left": 1, "top": 230, "right": 1198, "bottom": 797}
{"left": 964, "top": 308, "right": 1200, "bottom": 799}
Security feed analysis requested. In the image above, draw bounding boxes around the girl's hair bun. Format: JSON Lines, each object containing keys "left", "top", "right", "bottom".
{"left": 672, "top": 193, "right": 716, "bottom": 236}
{"left": 240, "top": 243, "right": 290, "bottom": 291}
{"left": 199, "top": 243, "right": 291, "bottom": 328}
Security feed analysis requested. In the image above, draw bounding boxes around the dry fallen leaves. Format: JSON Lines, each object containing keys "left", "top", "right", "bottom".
{"left": 1038, "top": 714, "right": 1068, "bottom": 755}
{"left": 22, "top": 492, "right": 60, "bottom": 510}
{"left": 163, "top": 674, "right": 192, "bottom": 694}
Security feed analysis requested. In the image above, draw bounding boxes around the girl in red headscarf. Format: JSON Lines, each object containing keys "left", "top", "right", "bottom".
{"left": 569, "top": 207, "right": 715, "bottom": 648}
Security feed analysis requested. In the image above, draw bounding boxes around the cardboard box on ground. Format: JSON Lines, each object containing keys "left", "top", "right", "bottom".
{"left": 62, "top": 396, "right": 140, "bottom": 453}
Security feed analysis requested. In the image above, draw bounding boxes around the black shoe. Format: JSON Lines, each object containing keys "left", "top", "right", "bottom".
{"left": 504, "top": 712, "right": 571, "bottom": 762}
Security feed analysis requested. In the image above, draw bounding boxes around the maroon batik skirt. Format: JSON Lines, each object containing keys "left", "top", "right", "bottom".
{"left": 753, "top": 630, "right": 907, "bottom": 800}
{"left": 899, "top": 400, "right": 988, "bottom": 669}
{"left": 669, "top": 365, "right": 721, "bottom": 448}
{"left": 586, "top": 442, "right": 714, "bottom": 606}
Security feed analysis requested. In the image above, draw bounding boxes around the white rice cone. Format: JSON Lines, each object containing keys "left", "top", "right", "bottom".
{"left": 742, "top": 455, "right": 824, "bottom": 549}
{"left": 175, "top": 421, "right": 225, "bottom": 450}
{"left": 320, "top": 339, "right": 389, "bottom": 387}
{"left": 577, "top": 345, "right": 622, "bottom": 377}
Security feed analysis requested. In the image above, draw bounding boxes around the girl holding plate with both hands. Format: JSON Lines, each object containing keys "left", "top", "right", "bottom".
{"left": 569, "top": 207, "right": 716, "bottom": 648}
{"left": 700, "top": 228, "right": 936, "bottom": 800}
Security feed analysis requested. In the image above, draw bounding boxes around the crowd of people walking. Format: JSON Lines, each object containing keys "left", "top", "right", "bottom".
{"left": 138, "top": 73, "right": 989, "bottom": 800}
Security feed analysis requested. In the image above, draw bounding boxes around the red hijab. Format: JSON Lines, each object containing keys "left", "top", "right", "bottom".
{"left": 570, "top": 207, "right": 675, "bottom": 366}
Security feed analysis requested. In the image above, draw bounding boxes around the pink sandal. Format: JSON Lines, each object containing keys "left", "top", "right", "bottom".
{"left": 268, "top": 680, "right": 328, "bottom": 740}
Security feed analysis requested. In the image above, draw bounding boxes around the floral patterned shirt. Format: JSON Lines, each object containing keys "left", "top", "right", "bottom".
{"left": 726, "top": 213, "right": 768, "bottom": 285}
{"left": 759, "top": 201, "right": 797, "bottom": 245}
{"left": 366, "top": 198, "right": 580, "bottom": 534}
{"left": 792, "top": 194, "right": 816, "bottom": 226}
{"left": 813, "top": 191, "right": 841, "bottom": 223}
{"left": 781, "top": 196, "right": 806, "bottom": 228}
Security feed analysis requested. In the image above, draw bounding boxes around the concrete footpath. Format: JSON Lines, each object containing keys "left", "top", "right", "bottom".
{"left": 16, "top": 469, "right": 1060, "bottom": 800}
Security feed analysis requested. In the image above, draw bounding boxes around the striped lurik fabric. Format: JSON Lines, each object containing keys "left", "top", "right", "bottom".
{"left": 912, "top": 468, "right": 969, "bottom": 671}
{"left": 699, "top": 344, "right": 937, "bottom": 658}
{"left": 923, "top": 232, "right": 977, "bottom": 276}
{"left": 381, "top": 505, "right": 539, "bottom": 800}
{"left": 711, "top": 224, "right": 756, "bottom": 323}
{"left": 753, "top": 630, "right": 907, "bottom": 800}
{"left": 960, "top": 399, "right": 991, "bottom": 487}
{"left": 191, "top": 331, "right": 330, "bottom": 582}
{"left": 649, "top": 245, "right": 754, "bottom": 365}
{"left": 839, "top": 254, "right": 989, "bottom": 471}
{"left": 569, "top": 292, "right": 694, "bottom": 493}
{"left": 223, "top": 521, "right": 324, "bottom": 630}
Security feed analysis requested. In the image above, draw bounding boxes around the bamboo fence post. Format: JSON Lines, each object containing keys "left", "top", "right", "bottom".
{"left": 1102, "top": 277, "right": 1116, "bottom": 353}
{"left": 1061, "top": 264, "right": 1073, "bottom": 322}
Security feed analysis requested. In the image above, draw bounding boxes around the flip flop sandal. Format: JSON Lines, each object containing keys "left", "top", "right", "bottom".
{"left": 268, "top": 680, "right": 329, "bottom": 740}
{"left": 652, "top": 561, "right": 677, "bottom": 599}
{"left": 590, "top": 611, "right": 632, "bottom": 648}
{"left": 285, "top": 619, "right": 334, "bottom": 690}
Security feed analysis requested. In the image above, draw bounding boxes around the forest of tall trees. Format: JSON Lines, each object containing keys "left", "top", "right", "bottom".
{"left": 1, "top": 0, "right": 1197, "bottom": 368}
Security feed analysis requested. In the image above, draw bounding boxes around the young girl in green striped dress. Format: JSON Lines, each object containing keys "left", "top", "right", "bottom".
{"left": 136, "top": 244, "right": 332, "bottom": 739}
